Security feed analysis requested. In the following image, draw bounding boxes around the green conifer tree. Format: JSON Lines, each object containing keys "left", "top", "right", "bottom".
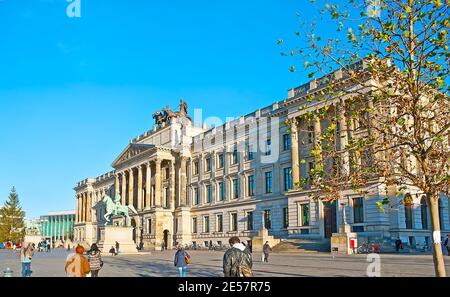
{"left": 0, "top": 187, "right": 26, "bottom": 243}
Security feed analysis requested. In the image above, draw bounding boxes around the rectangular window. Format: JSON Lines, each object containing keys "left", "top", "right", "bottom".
{"left": 248, "top": 175, "right": 255, "bottom": 196}
{"left": 203, "top": 216, "right": 210, "bottom": 233}
{"left": 206, "top": 184, "right": 212, "bottom": 203}
{"left": 218, "top": 182, "right": 225, "bottom": 201}
{"left": 217, "top": 215, "right": 223, "bottom": 232}
{"left": 194, "top": 187, "right": 200, "bottom": 205}
{"left": 265, "top": 171, "right": 273, "bottom": 194}
{"left": 284, "top": 167, "right": 293, "bottom": 191}
{"left": 308, "top": 125, "right": 314, "bottom": 144}
{"left": 165, "top": 167, "right": 170, "bottom": 180}
{"left": 265, "top": 139, "right": 271, "bottom": 156}
{"left": 205, "top": 157, "right": 212, "bottom": 172}
{"left": 301, "top": 204, "right": 310, "bottom": 226}
{"left": 247, "top": 211, "right": 254, "bottom": 231}
{"left": 283, "top": 134, "right": 291, "bottom": 151}
{"left": 194, "top": 161, "right": 199, "bottom": 175}
{"left": 247, "top": 144, "right": 255, "bottom": 160}
{"left": 218, "top": 153, "right": 224, "bottom": 169}
{"left": 147, "top": 219, "right": 152, "bottom": 235}
{"left": 231, "top": 213, "right": 238, "bottom": 232}
{"left": 283, "top": 207, "right": 289, "bottom": 229}
{"left": 264, "top": 210, "right": 272, "bottom": 229}
{"left": 232, "top": 147, "right": 239, "bottom": 164}
{"left": 192, "top": 217, "right": 197, "bottom": 234}
{"left": 353, "top": 197, "right": 364, "bottom": 223}
{"left": 233, "top": 178, "right": 239, "bottom": 199}
{"left": 174, "top": 218, "right": 178, "bottom": 234}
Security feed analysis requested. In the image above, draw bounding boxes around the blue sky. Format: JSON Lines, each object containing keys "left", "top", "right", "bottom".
{"left": 0, "top": 0, "right": 324, "bottom": 218}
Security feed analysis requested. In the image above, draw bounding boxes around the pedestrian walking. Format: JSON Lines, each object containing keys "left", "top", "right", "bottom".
{"left": 20, "top": 243, "right": 34, "bottom": 277}
{"left": 223, "top": 237, "right": 253, "bottom": 277}
{"left": 65, "top": 245, "right": 91, "bottom": 277}
{"left": 87, "top": 244, "right": 103, "bottom": 277}
{"left": 263, "top": 242, "right": 272, "bottom": 263}
{"left": 109, "top": 246, "right": 116, "bottom": 256}
{"left": 174, "top": 245, "right": 191, "bottom": 277}
{"left": 395, "top": 237, "right": 403, "bottom": 252}
{"left": 444, "top": 235, "right": 450, "bottom": 256}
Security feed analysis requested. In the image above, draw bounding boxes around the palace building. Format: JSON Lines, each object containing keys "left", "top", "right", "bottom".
{"left": 74, "top": 63, "right": 449, "bottom": 251}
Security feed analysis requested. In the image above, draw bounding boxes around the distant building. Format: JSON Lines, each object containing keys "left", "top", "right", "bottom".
{"left": 25, "top": 218, "right": 42, "bottom": 236}
{"left": 40, "top": 210, "right": 76, "bottom": 241}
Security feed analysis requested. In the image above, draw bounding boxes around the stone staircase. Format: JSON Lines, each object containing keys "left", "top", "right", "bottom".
{"left": 272, "top": 239, "right": 331, "bottom": 253}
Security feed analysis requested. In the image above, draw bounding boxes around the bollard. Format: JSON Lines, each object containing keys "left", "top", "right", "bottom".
{"left": 3, "top": 268, "right": 14, "bottom": 277}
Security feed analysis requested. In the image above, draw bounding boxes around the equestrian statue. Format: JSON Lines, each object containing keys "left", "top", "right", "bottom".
{"left": 102, "top": 193, "right": 138, "bottom": 226}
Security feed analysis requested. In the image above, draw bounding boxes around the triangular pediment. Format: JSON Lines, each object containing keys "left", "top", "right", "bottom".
{"left": 112, "top": 143, "right": 155, "bottom": 167}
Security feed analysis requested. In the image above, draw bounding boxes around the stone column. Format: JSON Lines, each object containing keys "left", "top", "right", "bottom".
{"left": 137, "top": 165, "right": 143, "bottom": 210}
{"left": 87, "top": 193, "right": 92, "bottom": 223}
{"left": 115, "top": 173, "right": 120, "bottom": 198}
{"left": 338, "top": 102, "right": 350, "bottom": 174}
{"left": 75, "top": 195, "right": 79, "bottom": 223}
{"left": 289, "top": 118, "right": 300, "bottom": 189}
{"left": 146, "top": 162, "right": 152, "bottom": 209}
{"left": 170, "top": 161, "right": 175, "bottom": 209}
{"left": 128, "top": 168, "right": 134, "bottom": 207}
{"left": 121, "top": 172, "right": 127, "bottom": 206}
{"left": 82, "top": 193, "right": 86, "bottom": 222}
{"left": 154, "top": 159, "right": 162, "bottom": 207}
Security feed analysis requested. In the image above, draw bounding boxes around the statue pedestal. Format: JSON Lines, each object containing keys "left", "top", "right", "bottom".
{"left": 331, "top": 224, "right": 358, "bottom": 255}
{"left": 251, "top": 228, "right": 281, "bottom": 254}
{"left": 98, "top": 226, "right": 138, "bottom": 254}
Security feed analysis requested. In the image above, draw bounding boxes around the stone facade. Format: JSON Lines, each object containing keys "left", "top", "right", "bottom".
{"left": 74, "top": 66, "right": 450, "bottom": 251}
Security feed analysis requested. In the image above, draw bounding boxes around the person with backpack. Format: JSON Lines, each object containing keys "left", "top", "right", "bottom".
{"left": 223, "top": 237, "right": 253, "bottom": 277}
{"left": 87, "top": 243, "right": 103, "bottom": 277}
{"left": 174, "top": 245, "right": 191, "bottom": 277}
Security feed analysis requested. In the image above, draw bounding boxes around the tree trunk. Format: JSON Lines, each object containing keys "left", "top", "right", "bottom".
{"left": 427, "top": 194, "right": 446, "bottom": 277}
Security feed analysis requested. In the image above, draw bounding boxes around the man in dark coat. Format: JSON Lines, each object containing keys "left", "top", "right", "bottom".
{"left": 223, "top": 237, "right": 253, "bottom": 277}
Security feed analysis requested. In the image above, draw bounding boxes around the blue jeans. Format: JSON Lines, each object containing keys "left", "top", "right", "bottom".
{"left": 21, "top": 262, "right": 31, "bottom": 277}
{"left": 178, "top": 266, "right": 187, "bottom": 277}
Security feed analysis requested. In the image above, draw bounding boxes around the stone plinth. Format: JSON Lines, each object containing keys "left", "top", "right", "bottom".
{"left": 252, "top": 228, "right": 281, "bottom": 253}
{"left": 331, "top": 224, "right": 357, "bottom": 255}
{"left": 98, "top": 226, "right": 137, "bottom": 254}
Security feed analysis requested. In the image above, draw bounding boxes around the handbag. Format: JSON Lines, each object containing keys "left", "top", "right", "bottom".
{"left": 185, "top": 253, "right": 192, "bottom": 265}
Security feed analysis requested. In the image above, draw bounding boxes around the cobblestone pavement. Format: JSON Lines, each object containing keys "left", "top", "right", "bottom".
{"left": 1, "top": 249, "right": 449, "bottom": 277}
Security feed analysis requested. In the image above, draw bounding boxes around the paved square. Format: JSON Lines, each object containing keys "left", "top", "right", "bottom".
{"left": 1, "top": 249, "right": 449, "bottom": 277}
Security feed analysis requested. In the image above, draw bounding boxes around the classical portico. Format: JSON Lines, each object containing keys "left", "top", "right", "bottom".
{"left": 75, "top": 100, "right": 200, "bottom": 250}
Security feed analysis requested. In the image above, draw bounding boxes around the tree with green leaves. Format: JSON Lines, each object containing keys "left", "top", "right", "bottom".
{"left": 280, "top": 0, "right": 449, "bottom": 276}
{"left": 0, "top": 187, "right": 26, "bottom": 243}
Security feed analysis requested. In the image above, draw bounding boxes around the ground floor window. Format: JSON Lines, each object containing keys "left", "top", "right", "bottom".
{"left": 264, "top": 210, "right": 272, "bottom": 229}
{"left": 231, "top": 213, "right": 238, "bottom": 231}
{"left": 192, "top": 217, "right": 197, "bottom": 234}
{"left": 203, "top": 216, "right": 210, "bottom": 233}
{"left": 283, "top": 208, "right": 289, "bottom": 229}
{"left": 217, "top": 214, "right": 223, "bottom": 232}
{"left": 353, "top": 197, "right": 364, "bottom": 223}
{"left": 246, "top": 211, "right": 254, "bottom": 231}
{"left": 300, "top": 204, "right": 310, "bottom": 226}
{"left": 147, "top": 219, "right": 152, "bottom": 235}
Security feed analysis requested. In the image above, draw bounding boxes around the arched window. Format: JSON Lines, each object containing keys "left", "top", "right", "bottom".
{"left": 420, "top": 196, "right": 428, "bottom": 230}
{"left": 404, "top": 194, "right": 414, "bottom": 229}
